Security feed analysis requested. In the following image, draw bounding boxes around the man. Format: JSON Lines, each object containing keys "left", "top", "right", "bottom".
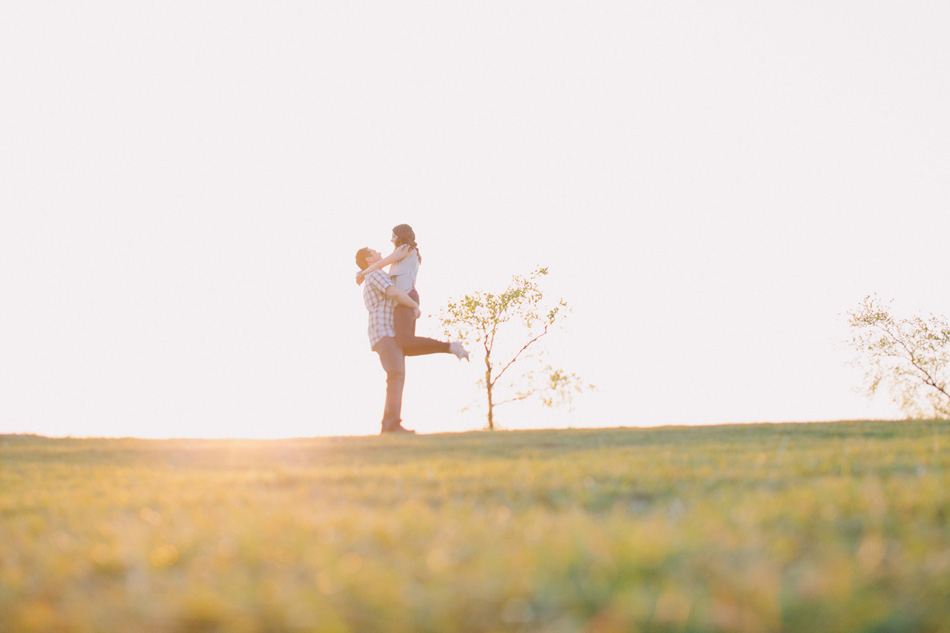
{"left": 355, "top": 247, "right": 424, "bottom": 434}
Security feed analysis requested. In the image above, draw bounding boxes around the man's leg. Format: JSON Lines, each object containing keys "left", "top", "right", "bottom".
{"left": 374, "top": 337, "right": 406, "bottom": 432}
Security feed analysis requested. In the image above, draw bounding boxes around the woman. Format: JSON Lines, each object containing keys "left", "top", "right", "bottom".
{"left": 357, "top": 224, "right": 468, "bottom": 360}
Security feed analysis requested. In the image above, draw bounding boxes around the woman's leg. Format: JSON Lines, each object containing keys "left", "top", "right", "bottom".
{"left": 394, "top": 305, "right": 450, "bottom": 356}
{"left": 394, "top": 291, "right": 451, "bottom": 357}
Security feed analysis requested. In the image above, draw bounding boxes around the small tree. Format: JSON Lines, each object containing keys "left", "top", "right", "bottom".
{"left": 440, "top": 267, "right": 591, "bottom": 430}
{"left": 845, "top": 295, "right": 950, "bottom": 419}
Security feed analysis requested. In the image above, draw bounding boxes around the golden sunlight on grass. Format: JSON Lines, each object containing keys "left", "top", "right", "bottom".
{"left": 2, "top": 422, "right": 950, "bottom": 632}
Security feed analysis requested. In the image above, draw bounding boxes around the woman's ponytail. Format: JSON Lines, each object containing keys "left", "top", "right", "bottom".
{"left": 392, "top": 223, "right": 421, "bottom": 264}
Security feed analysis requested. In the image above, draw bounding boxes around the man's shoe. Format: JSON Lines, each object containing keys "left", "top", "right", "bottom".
{"left": 381, "top": 421, "right": 416, "bottom": 434}
{"left": 384, "top": 424, "right": 415, "bottom": 434}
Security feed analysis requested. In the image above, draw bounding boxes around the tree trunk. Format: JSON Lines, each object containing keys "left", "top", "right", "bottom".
{"left": 485, "top": 365, "right": 494, "bottom": 431}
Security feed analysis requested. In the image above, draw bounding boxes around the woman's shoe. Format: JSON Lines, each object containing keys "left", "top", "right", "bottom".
{"left": 450, "top": 342, "right": 470, "bottom": 361}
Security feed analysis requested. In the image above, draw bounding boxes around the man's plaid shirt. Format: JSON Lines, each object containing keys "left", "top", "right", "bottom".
{"left": 362, "top": 270, "right": 396, "bottom": 349}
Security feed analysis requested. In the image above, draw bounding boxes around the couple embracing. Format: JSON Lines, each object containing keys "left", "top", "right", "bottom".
{"left": 355, "top": 224, "right": 468, "bottom": 434}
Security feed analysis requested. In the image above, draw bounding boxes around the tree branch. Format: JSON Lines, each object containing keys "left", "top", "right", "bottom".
{"left": 493, "top": 394, "right": 533, "bottom": 407}
{"left": 872, "top": 320, "right": 950, "bottom": 404}
{"left": 490, "top": 324, "right": 549, "bottom": 389}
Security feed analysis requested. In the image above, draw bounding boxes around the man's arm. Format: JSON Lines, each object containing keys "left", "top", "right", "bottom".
{"left": 386, "top": 286, "right": 422, "bottom": 318}
{"left": 357, "top": 245, "right": 411, "bottom": 281}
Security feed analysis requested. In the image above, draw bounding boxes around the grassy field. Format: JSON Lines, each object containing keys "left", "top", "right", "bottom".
{"left": 2, "top": 421, "right": 950, "bottom": 633}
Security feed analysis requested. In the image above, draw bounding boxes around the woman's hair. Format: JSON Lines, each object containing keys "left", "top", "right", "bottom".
{"left": 392, "top": 224, "right": 421, "bottom": 264}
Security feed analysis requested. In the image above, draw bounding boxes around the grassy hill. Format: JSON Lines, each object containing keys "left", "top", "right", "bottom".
{"left": 2, "top": 421, "right": 949, "bottom": 632}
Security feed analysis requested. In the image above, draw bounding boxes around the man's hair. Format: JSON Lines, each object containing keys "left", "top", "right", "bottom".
{"left": 355, "top": 247, "right": 372, "bottom": 270}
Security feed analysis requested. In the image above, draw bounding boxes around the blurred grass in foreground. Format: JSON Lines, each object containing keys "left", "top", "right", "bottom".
{"left": 2, "top": 421, "right": 950, "bottom": 633}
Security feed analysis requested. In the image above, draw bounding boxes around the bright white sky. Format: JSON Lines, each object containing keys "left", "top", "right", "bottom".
{"left": 2, "top": 2, "right": 948, "bottom": 439}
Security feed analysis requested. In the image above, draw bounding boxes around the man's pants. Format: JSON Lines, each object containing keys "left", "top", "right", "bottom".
{"left": 373, "top": 337, "right": 405, "bottom": 431}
